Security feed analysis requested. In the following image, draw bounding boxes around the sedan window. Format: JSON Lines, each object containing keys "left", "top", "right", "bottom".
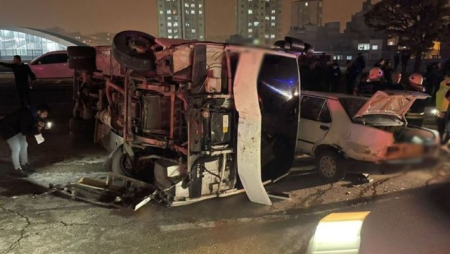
{"left": 301, "top": 96, "right": 326, "bottom": 121}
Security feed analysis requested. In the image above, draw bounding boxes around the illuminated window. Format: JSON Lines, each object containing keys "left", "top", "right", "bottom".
{"left": 271, "top": 22, "right": 275, "bottom": 26}
{"left": 159, "top": 10, "right": 163, "bottom": 14}
{"left": 174, "top": 22, "right": 179, "bottom": 27}
{"left": 191, "top": 4, "right": 195, "bottom": 7}
{"left": 167, "top": 10, "right": 171, "bottom": 14}
{"left": 357, "top": 43, "right": 370, "bottom": 50}
{"left": 305, "top": 2, "right": 309, "bottom": 6}
{"left": 265, "top": 16, "right": 270, "bottom": 20}
{"left": 168, "top": 29, "right": 173, "bottom": 33}
{"left": 254, "top": 21, "right": 259, "bottom": 26}
{"left": 270, "top": 34, "right": 275, "bottom": 38}
{"left": 168, "top": 22, "right": 172, "bottom": 27}
{"left": 271, "top": 10, "right": 275, "bottom": 14}
{"left": 248, "top": 29, "right": 253, "bottom": 33}
{"left": 271, "top": 16, "right": 276, "bottom": 20}
{"left": 199, "top": 10, "right": 203, "bottom": 14}
{"left": 249, "top": 9, "right": 253, "bottom": 14}
{"left": 265, "top": 34, "right": 269, "bottom": 38}
{"left": 347, "top": 56, "right": 353, "bottom": 60}
{"left": 372, "top": 45, "right": 379, "bottom": 50}
{"left": 192, "top": 29, "right": 196, "bottom": 33}
{"left": 168, "top": 35, "right": 173, "bottom": 38}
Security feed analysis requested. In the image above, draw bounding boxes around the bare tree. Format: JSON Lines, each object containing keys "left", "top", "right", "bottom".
{"left": 365, "top": 0, "right": 450, "bottom": 72}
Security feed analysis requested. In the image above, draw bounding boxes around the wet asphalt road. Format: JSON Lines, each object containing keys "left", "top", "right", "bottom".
{"left": 1, "top": 78, "right": 450, "bottom": 253}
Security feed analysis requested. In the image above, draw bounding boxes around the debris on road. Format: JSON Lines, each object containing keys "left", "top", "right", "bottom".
{"left": 43, "top": 173, "right": 159, "bottom": 211}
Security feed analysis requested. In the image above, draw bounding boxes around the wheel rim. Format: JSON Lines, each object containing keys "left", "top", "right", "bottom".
{"left": 319, "top": 156, "right": 337, "bottom": 178}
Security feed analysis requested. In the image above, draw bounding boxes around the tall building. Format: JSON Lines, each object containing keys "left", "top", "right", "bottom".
{"left": 157, "top": 0, "right": 205, "bottom": 40}
{"left": 237, "top": 0, "right": 283, "bottom": 46}
{"left": 291, "top": 0, "right": 323, "bottom": 27}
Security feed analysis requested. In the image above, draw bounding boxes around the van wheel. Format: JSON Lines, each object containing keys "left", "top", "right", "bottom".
{"left": 112, "top": 30, "right": 157, "bottom": 71}
{"left": 316, "top": 150, "right": 345, "bottom": 182}
{"left": 105, "top": 146, "right": 154, "bottom": 182}
{"left": 106, "top": 146, "right": 137, "bottom": 177}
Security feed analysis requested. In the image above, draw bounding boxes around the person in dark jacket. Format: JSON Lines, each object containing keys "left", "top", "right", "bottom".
{"left": 354, "top": 53, "right": 366, "bottom": 76}
{"left": 386, "top": 72, "right": 405, "bottom": 90}
{"left": 327, "top": 61, "right": 341, "bottom": 92}
{"left": 382, "top": 60, "right": 393, "bottom": 85}
{"left": 405, "top": 74, "right": 427, "bottom": 127}
{"left": 401, "top": 51, "right": 410, "bottom": 73}
{"left": 345, "top": 60, "right": 358, "bottom": 94}
{"left": 0, "top": 104, "right": 50, "bottom": 176}
{"left": 374, "top": 58, "right": 385, "bottom": 68}
{"left": 393, "top": 51, "right": 400, "bottom": 71}
{"left": 354, "top": 67, "right": 385, "bottom": 97}
{"left": 0, "top": 55, "right": 36, "bottom": 107}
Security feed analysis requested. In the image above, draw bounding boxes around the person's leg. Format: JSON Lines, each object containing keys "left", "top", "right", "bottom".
{"left": 23, "top": 87, "right": 31, "bottom": 106}
{"left": 16, "top": 86, "right": 25, "bottom": 107}
{"left": 6, "top": 134, "right": 21, "bottom": 169}
{"left": 437, "top": 117, "right": 446, "bottom": 141}
{"left": 18, "top": 134, "right": 28, "bottom": 166}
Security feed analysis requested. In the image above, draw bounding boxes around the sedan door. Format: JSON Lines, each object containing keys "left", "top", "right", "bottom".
{"left": 296, "top": 96, "right": 332, "bottom": 155}
{"left": 30, "top": 53, "right": 72, "bottom": 79}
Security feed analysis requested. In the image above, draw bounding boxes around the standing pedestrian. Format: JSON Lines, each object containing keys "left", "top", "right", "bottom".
{"left": 401, "top": 51, "right": 410, "bottom": 73}
{"left": 405, "top": 74, "right": 427, "bottom": 127}
{"left": 383, "top": 60, "right": 394, "bottom": 87}
{"left": 374, "top": 58, "right": 385, "bottom": 68}
{"left": 345, "top": 60, "right": 358, "bottom": 94}
{"left": 353, "top": 67, "right": 385, "bottom": 97}
{"left": 435, "top": 73, "right": 450, "bottom": 142}
{"left": 0, "top": 55, "right": 36, "bottom": 107}
{"left": 354, "top": 53, "right": 366, "bottom": 76}
{"left": 393, "top": 51, "right": 400, "bottom": 71}
{"left": 327, "top": 61, "right": 341, "bottom": 92}
{"left": 386, "top": 72, "right": 405, "bottom": 90}
{"left": 0, "top": 104, "right": 50, "bottom": 177}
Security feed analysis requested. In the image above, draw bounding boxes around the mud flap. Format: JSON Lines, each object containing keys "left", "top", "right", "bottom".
{"left": 234, "top": 50, "right": 272, "bottom": 206}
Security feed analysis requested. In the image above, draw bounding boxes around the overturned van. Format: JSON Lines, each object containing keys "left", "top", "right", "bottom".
{"left": 68, "top": 31, "right": 310, "bottom": 206}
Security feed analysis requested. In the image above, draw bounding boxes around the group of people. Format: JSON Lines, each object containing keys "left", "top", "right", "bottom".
{"left": 301, "top": 51, "right": 450, "bottom": 143}
{"left": 0, "top": 55, "right": 51, "bottom": 177}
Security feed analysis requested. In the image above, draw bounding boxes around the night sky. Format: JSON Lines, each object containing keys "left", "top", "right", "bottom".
{"left": 0, "top": 0, "right": 379, "bottom": 40}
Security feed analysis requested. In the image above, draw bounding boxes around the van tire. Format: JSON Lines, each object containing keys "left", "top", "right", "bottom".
{"left": 316, "top": 150, "right": 346, "bottom": 182}
{"left": 112, "top": 30, "right": 156, "bottom": 71}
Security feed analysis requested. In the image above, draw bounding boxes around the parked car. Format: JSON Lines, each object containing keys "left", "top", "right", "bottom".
{"left": 29, "top": 50, "right": 73, "bottom": 79}
{"left": 296, "top": 90, "right": 440, "bottom": 182}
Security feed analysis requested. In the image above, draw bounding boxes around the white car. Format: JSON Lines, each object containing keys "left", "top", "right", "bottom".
{"left": 296, "top": 90, "right": 440, "bottom": 181}
{"left": 29, "top": 51, "right": 73, "bottom": 79}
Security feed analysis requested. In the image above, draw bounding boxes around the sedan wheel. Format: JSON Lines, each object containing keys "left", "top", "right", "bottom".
{"left": 319, "top": 155, "right": 337, "bottom": 178}
{"left": 316, "top": 150, "right": 345, "bottom": 182}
